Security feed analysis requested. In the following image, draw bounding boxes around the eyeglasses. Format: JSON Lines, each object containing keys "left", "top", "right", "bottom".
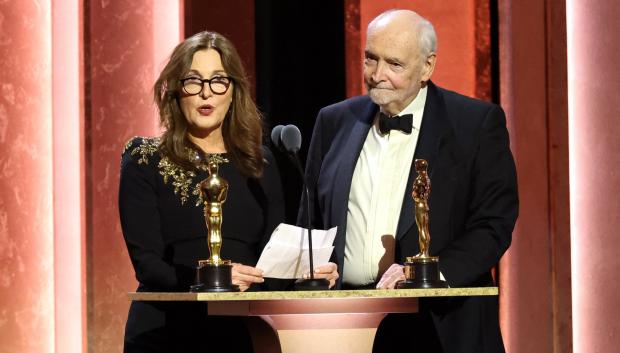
{"left": 180, "top": 75, "right": 232, "bottom": 95}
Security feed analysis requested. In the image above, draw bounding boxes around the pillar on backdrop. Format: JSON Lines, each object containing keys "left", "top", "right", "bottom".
{"left": 0, "top": 1, "right": 54, "bottom": 353}
{"left": 498, "top": 0, "right": 571, "bottom": 352}
{"left": 85, "top": 1, "right": 182, "bottom": 352}
{"left": 568, "top": 1, "right": 620, "bottom": 352}
{"left": 545, "top": 2, "right": 571, "bottom": 352}
{"left": 53, "top": 1, "right": 85, "bottom": 353}
{"left": 344, "top": 0, "right": 491, "bottom": 100}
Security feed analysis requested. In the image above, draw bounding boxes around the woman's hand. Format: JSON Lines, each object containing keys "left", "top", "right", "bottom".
{"left": 303, "top": 262, "right": 340, "bottom": 289}
{"left": 231, "top": 263, "right": 264, "bottom": 292}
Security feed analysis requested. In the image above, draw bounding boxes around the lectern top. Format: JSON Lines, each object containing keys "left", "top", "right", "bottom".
{"left": 128, "top": 287, "right": 498, "bottom": 302}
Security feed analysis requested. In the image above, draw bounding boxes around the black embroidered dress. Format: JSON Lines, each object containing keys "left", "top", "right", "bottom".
{"left": 119, "top": 136, "right": 285, "bottom": 352}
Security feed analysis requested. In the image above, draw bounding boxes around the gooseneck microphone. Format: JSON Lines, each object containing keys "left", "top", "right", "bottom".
{"left": 271, "top": 125, "right": 330, "bottom": 290}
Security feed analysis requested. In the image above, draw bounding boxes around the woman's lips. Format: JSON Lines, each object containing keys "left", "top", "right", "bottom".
{"left": 197, "top": 104, "right": 214, "bottom": 116}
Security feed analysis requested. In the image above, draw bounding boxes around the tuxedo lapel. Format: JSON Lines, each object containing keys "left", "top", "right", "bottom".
{"left": 329, "top": 100, "right": 377, "bottom": 267}
{"left": 396, "top": 82, "right": 453, "bottom": 241}
{"left": 331, "top": 102, "right": 377, "bottom": 226}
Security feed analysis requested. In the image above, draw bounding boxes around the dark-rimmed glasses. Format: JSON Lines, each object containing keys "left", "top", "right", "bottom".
{"left": 180, "top": 76, "right": 232, "bottom": 95}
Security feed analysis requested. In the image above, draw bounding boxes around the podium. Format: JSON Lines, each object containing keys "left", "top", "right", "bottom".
{"left": 129, "top": 287, "right": 497, "bottom": 353}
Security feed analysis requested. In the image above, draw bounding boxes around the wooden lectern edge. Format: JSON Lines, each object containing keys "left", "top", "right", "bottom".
{"left": 127, "top": 287, "right": 498, "bottom": 302}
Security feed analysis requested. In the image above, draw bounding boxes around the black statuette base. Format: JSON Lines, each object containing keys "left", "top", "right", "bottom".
{"left": 396, "top": 258, "right": 449, "bottom": 289}
{"left": 190, "top": 263, "right": 240, "bottom": 292}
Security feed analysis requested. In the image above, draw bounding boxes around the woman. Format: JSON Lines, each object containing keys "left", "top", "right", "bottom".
{"left": 119, "top": 31, "right": 283, "bottom": 353}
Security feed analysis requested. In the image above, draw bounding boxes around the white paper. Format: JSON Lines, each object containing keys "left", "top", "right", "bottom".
{"left": 256, "top": 223, "right": 337, "bottom": 279}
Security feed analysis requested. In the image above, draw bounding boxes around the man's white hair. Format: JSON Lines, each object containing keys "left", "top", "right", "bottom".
{"left": 369, "top": 9, "right": 438, "bottom": 59}
{"left": 417, "top": 18, "right": 437, "bottom": 58}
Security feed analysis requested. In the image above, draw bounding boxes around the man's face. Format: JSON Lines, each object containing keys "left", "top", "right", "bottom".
{"left": 363, "top": 25, "right": 434, "bottom": 115}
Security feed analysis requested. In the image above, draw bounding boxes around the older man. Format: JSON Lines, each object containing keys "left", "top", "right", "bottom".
{"left": 300, "top": 9, "right": 518, "bottom": 353}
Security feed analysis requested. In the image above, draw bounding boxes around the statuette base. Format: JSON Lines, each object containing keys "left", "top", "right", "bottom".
{"left": 190, "top": 261, "right": 240, "bottom": 292}
{"left": 396, "top": 256, "right": 448, "bottom": 289}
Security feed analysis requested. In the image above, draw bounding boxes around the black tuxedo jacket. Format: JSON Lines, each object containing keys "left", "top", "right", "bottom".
{"left": 301, "top": 82, "right": 518, "bottom": 352}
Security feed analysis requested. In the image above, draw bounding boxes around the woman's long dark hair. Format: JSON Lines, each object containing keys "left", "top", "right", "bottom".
{"left": 154, "top": 31, "right": 263, "bottom": 178}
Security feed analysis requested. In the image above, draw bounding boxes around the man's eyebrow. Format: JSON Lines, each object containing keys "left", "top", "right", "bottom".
{"left": 385, "top": 56, "right": 404, "bottom": 64}
{"left": 364, "top": 50, "right": 377, "bottom": 58}
{"left": 364, "top": 51, "right": 403, "bottom": 65}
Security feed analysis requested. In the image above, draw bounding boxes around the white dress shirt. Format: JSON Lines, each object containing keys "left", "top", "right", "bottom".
{"left": 343, "top": 87, "right": 428, "bottom": 286}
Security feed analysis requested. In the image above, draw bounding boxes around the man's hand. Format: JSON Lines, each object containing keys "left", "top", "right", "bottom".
{"left": 376, "top": 263, "right": 405, "bottom": 289}
{"left": 231, "top": 263, "right": 264, "bottom": 292}
{"left": 303, "top": 262, "right": 339, "bottom": 289}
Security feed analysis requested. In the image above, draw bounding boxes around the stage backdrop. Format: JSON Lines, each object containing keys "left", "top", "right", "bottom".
{"left": 2, "top": 1, "right": 620, "bottom": 353}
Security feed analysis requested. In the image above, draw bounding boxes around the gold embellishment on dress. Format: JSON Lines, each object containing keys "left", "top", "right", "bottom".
{"left": 122, "top": 136, "right": 228, "bottom": 206}
{"left": 191, "top": 182, "right": 204, "bottom": 206}
{"left": 206, "top": 153, "right": 229, "bottom": 167}
{"left": 129, "top": 137, "right": 160, "bottom": 165}
{"left": 158, "top": 155, "right": 197, "bottom": 205}
{"left": 123, "top": 138, "right": 134, "bottom": 154}
{"left": 157, "top": 149, "right": 228, "bottom": 206}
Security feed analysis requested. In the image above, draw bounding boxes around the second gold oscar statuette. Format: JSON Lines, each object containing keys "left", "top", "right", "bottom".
{"left": 396, "top": 159, "right": 448, "bottom": 289}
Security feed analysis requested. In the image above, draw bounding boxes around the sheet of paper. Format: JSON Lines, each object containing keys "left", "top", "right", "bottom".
{"left": 256, "top": 223, "right": 337, "bottom": 279}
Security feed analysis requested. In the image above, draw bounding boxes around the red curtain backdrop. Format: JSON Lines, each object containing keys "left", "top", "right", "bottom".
{"left": 499, "top": 0, "right": 554, "bottom": 351}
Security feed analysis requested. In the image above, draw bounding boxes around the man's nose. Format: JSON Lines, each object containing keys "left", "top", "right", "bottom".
{"left": 372, "top": 61, "right": 388, "bottom": 82}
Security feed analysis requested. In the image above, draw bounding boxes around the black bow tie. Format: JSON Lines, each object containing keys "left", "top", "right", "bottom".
{"left": 378, "top": 112, "right": 413, "bottom": 134}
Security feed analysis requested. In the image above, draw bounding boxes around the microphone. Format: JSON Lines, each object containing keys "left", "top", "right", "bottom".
{"left": 270, "top": 124, "right": 284, "bottom": 150}
{"left": 280, "top": 125, "right": 302, "bottom": 153}
{"left": 279, "top": 125, "right": 304, "bottom": 176}
{"left": 271, "top": 124, "right": 330, "bottom": 291}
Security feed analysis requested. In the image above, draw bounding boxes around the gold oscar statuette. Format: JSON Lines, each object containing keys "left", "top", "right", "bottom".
{"left": 397, "top": 159, "right": 448, "bottom": 289}
{"left": 190, "top": 154, "right": 239, "bottom": 292}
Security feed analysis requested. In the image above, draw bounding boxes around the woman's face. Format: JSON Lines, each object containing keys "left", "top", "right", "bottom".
{"left": 179, "top": 49, "right": 234, "bottom": 139}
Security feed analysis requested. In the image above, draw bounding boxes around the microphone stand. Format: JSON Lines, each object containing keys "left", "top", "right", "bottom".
{"left": 288, "top": 154, "right": 330, "bottom": 291}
